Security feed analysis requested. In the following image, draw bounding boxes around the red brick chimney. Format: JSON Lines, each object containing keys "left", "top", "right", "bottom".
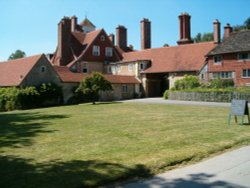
{"left": 109, "top": 33, "right": 115, "bottom": 45}
{"left": 213, "top": 19, "right": 221, "bottom": 44}
{"left": 116, "top": 25, "right": 127, "bottom": 51}
{"left": 71, "top": 16, "right": 77, "bottom": 32}
{"left": 141, "top": 18, "right": 151, "bottom": 49}
{"left": 224, "top": 23, "right": 233, "bottom": 39}
{"left": 177, "top": 13, "right": 193, "bottom": 45}
{"left": 58, "top": 17, "right": 72, "bottom": 66}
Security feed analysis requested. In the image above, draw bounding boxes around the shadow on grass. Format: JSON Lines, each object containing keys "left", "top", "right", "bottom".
{"left": 0, "top": 112, "right": 69, "bottom": 148}
{"left": 0, "top": 155, "right": 152, "bottom": 188}
{"left": 120, "top": 172, "right": 246, "bottom": 188}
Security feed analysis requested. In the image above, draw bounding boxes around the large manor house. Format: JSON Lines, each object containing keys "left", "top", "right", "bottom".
{"left": 1, "top": 13, "right": 250, "bottom": 103}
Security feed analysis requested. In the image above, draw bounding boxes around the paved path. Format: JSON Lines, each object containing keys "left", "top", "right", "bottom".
{"left": 117, "top": 146, "right": 250, "bottom": 188}
{"left": 121, "top": 98, "right": 230, "bottom": 107}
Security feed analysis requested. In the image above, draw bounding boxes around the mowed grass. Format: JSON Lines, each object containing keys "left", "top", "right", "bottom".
{"left": 1, "top": 102, "right": 250, "bottom": 187}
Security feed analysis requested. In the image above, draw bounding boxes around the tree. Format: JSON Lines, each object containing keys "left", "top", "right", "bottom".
{"left": 233, "top": 17, "right": 250, "bottom": 31}
{"left": 193, "top": 32, "right": 213, "bottom": 43}
{"left": 244, "top": 17, "right": 250, "bottom": 29}
{"left": 76, "top": 72, "right": 113, "bottom": 104}
{"left": 8, "top": 50, "right": 26, "bottom": 60}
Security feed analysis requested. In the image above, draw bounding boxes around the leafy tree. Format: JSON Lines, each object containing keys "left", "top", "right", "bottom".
{"left": 76, "top": 72, "right": 113, "bottom": 104}
{"left": 8, "top": 49, "right": 26, "bottom": 60}
{"left": 233, "top": 17, "right": 250, "bottom": 31}
{"left": 193, "top": 32, "right": 213, "bottom": 43}
{"left": 244, "top": 17, "right": 250, "bottom": 29}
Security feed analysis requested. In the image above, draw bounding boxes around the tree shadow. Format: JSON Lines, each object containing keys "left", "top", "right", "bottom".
{"left": 120, "top": 172, "right": 247, "bottom": 188}
{"left": 0, "top": 112, "right": 69, "bottom": 148}
{"left": 0, "top": 155, "right": 152, "bottom": 188}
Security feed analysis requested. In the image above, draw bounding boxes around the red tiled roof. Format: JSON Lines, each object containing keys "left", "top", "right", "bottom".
{"left": 72, "top": 29, "right": 102, "bottom": 45}
{"left": 104, "top": 75, "right": 140, "bottom": 84}
{"left": 0, "top": 54, "right": 43, "bottom": 86}
{"left": 54, "top": 66, "right": 140, "bottom": 84}
{"left": 122, "top": 42, "right": 215, "bottom": 73}
{"left": 51, "top": 30, "right": 102, "bottom": 66}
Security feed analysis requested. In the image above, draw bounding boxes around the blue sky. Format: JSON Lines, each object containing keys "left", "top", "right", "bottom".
{"left": 0, "top": 0, "right": 249, "bottom": 61}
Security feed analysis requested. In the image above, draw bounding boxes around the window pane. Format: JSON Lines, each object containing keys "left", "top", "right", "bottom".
{"left": 243, "top": 69, "right": 247, "bottom": 77}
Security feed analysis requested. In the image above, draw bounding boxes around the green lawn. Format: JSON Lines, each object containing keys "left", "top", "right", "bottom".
{"left": 0, "top": 102, "right": 250, "bottom": 187}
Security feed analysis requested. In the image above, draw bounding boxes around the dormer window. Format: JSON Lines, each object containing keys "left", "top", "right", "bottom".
{"left": 214, "top": 55, "right": 222, "bottom": 64}
{"left": 100, "top": 35, "right": 105, "bottom": 41}
{"left": 105, "top": 47, "right": 113, "bottom": 57}
{"left": 92, "top": 45, "right": 100, "bottom": 56}
{"left": 238, "top": 53, "right": 249, "bottom": 61}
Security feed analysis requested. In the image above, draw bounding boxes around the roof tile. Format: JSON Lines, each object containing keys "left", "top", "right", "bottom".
{"left": 122, "top": 42, "right": 215, "bottom": 73}
{"left": 0, "top": 54, "right": 43, "bottom": 86}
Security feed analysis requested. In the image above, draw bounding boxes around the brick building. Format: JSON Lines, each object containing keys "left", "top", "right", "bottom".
{"left": 2, "top": 13, "right": 247, "bottom": 103}
{"left": 200, "top": 20, "right": 250, "bottom": 86}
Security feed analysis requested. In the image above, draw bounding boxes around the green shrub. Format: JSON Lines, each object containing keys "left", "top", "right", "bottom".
{"left": 210, "top": 78, "right": 234, "bottom": 88}
{"left": 18, "top": 87, "right": 40, "bottom": 109}
{"left": 172, "top": 75, "right": 200, "bottom": 90}
{"left": 0, "top": 83, "right": 63, "bottom": 111}
{"left": 38, "top": 83, "right": 63, "bottom": 106}
{"left": 163, "top": 90, "right": 169, "bottom": 99}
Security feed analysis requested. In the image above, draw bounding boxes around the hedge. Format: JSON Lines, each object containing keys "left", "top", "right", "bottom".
{"left": 0, "top": 83, "right": 63, "bottom": 111}
{"left": 168, "top": 89, "right": 250, "bottom": 102}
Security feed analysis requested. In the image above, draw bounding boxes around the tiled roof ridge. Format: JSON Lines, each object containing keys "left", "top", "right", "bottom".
{"left": 124, "top": 41, "right": 215, "bottom": 54}
{"left": 0, "top": 54, "right": 43, "bottom": 64}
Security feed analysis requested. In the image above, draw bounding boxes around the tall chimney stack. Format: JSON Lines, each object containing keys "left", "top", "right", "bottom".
{"left": 177, "top": 13, "right": 193, "bottom": 45}
{"left": 224, "top": 23, "right": 233, "bottom": 39}
{"left": 109, "top": 33, "right": 115, "bottom": 45}
{"left": 141, "top": 18, "right": 151, "bottom": 49}
{"left": 213, "top": 19, "right": 221, "bottom": 44}
{"left": 71, "top": 16, "right": 77, "bottom": 32}
{"left": 58, "top": 17, "right": 72, "bottom": 66}
{"left": 116, "top": 25, "right": 127, "bottom": 51}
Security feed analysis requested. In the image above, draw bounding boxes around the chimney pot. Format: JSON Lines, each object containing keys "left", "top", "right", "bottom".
{"left": 116, "top": 25, "right": 127, "bottom": 51}
{"left": 141, "top": 18, "right": 151, "bottom": 49}
{"left": 71, "top": 16, "right": 77, "bottom": 32}
{"left": 213, "top": 19, "right": 221, "bottom": 44}
{"left": 177, "top": 13, "right": 193, "bottom": 45}
{"left": 224, "top": 23, "right": 232, "bottom": 39}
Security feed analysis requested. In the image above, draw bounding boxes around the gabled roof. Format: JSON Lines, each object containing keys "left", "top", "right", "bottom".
{"left": 207, "top": 30, "right": 250, "bottom": 56}
{"left": 79, "top": 18, "right": 96, "bottom": 28}
{"left": 122, "top": 42, "right": 215, "bottom": 73}
{"left": 51, "top": 29, "right": 103, "bottom": 67}
{"left": 54, "top": 66, "right": 140, "bottom": 84}
{"left": 0, "top": 54, "right": 43, "bottom": 86}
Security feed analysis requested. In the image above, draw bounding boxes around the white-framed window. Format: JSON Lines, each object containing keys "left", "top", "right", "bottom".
{"left": 105, "top": 47, "right": 113, "bottom": 57}
{"left": 128, "top": 63, "right": 133, "bottom": 72}
{"left": 242, "top": 69, "right": 250, "bottom": 78}
{"left": 40, "top": 66, "right": 46, "bottom": 73}
{"left": 213, "top": 71, "right": 233, "bottom": 79}
{"left": 92, "top": 45, "right": 100, "bottom": 56}
{"left": 116, "top": 65, "right": 121, "bottom": 72}
{"left": 238, "top": 53, "right": 249, "bottom": 61}
{"left": 214, "top": 55, "right": 222, "bottom": 64}
{"left": 100, "top": 35, "right": 105, "bottom": 41}
{"left": 122, "top": 85, "right": 128, "bottom": 93}
{"left": 111, "top": 66, "right": 116, "bottom": 73}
